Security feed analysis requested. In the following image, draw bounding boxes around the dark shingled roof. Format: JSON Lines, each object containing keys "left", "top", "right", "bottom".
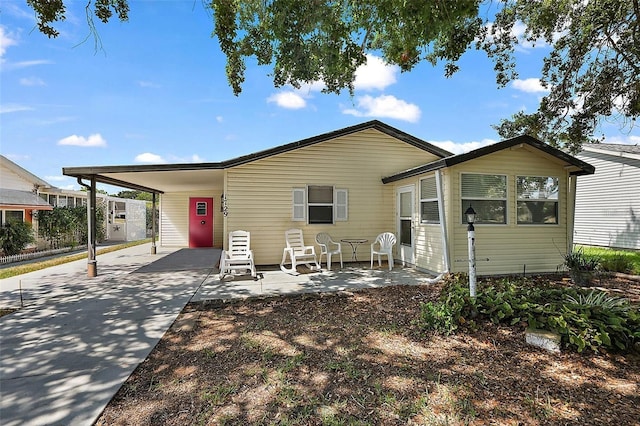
{"left": 382, "top": 134, "right": 595, "bottom": 184}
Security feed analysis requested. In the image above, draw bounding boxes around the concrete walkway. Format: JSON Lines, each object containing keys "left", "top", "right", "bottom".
{"left": 0, "top": 243, "right": 438, "bottom": 426}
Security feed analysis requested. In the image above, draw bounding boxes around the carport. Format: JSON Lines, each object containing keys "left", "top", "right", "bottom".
{"left": 63, "top": 163, "right": 226, "bottom": 277}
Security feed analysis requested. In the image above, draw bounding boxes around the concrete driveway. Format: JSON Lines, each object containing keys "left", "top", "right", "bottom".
{"left": 0, "top": 243, "right": 438, "bottom": 425}
{"left": 0, "top": 243, "right": 217, "bottom": 426}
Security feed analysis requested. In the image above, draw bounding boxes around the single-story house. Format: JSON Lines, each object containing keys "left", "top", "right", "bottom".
{"left": 0, "top": 155, "right": 146, "bottom": 244}
{"left": 62, "top": 121, "right": 594, "bottom": 276}
{"left": 574, "top": 143, "right": 640, "bottom": 250}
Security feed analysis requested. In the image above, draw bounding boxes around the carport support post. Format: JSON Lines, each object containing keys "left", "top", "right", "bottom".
{"left": 151, "top": 192, "right": 157, "bottom": 254}
{"left": 77, "top": 177, "right": 98, "bottom": 277}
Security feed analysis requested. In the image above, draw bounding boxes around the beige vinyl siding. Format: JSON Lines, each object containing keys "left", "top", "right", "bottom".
{"left": 160, "top": 190, "right": 224, "bottom": 248}
{"left": 224, "top": 129, "right": 441, "bottom": 265}
{"left": 574, "top": 151, "right": 640, "bottom": 249}
{"left": 447, "top": 146, "right": 570, "bottom": 275}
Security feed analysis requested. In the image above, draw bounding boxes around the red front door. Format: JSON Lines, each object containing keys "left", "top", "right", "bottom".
{"left": 189, "top": 197, "right": 213, "bottom": 247}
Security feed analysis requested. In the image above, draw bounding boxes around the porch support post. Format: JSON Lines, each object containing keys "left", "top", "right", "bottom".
{"left": 77, "top": 177, "right": 98, "bottom": 277}
{"left": 151, "top": 192, "right": 157, "bottom": 254}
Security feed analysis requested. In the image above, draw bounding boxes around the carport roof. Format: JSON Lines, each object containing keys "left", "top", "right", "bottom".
{"left": 63, "top": 120, "right": 452, "bottom": 193}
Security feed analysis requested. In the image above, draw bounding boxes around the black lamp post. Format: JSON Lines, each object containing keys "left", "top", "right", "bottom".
{"left": 465, "top": 205, "right": 477, "bottom": 297}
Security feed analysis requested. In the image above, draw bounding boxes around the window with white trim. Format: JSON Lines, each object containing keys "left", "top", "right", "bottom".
{"left": 461, "top": 173, "right": 507, "bottom": 224}
{"left": 2, "top": 210, "right": 24, "bottom": 225}
{"left": 292, "top": 186, "right": 348, "bottom": 224}
{"left": 516, "top": 176, "right": 559, "bottom": 224}
{"left": 420, "top": 175, "right": 439, "bottom": 223}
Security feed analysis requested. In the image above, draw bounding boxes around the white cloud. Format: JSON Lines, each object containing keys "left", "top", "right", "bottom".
{"left": 512, "top": 78, "right": 549, "bottom": 93}
{"left": 0, "top": 26, "right": 18, "bottom": 58}
{"left": 267, "top": 91, "right": 307, "bottom": 109}
{"left": 602, "top": 135, "right": 640, "bottom": 145}
{"left": 57, "top": 133, "right": 107, "bottom": 147}
{"left": 138, "top": 80, "right": 161, "bottom": 88}
{"left": 430, "top": 139, "right": 497, "bottom": 155}
{"left": 342, "top": 95, "right": 421, "bottom": 123}
{"left": 0, "top": 104, "right": 33, "bottom": 114}
{"left": 354, "top": 54, "right": 399, "bottom": 91}
{"left": 216, "top": 116, "right": 223, "bottom": 123}
{"left": 20, "top": 77, "right": 45, "bottom": 86}
{"left": 135, "top": 152, "right": 166, "bottom": 163}
{"left": 45, "top": 175, "right": 70, "bottom": 182}
{"left": 3, "top": 59, "right": 52, "bottom": 70}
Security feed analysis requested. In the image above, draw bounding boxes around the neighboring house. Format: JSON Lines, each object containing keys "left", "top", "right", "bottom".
{"left": 62, "top": 121, "right": 594, "bottom": 276}
{"left": 0, "top": 155, "right": 54, "bottom": 230}
{"left": 574, "top": 144, "right": 640, "bottom": 250}
{"left": 0, "top": 155, "right": 147, "bottom": 244}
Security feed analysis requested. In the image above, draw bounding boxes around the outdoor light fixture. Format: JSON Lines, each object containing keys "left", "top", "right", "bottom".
{"left": 465, "top": 205, "right": 477, "bottom": 229}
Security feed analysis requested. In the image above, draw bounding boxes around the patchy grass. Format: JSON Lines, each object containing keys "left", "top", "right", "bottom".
{"left": 579, "top": 245, "right": 640, "bottom": 275}
{"left": 0, "top": 239, "right": 152, "bottom": 280}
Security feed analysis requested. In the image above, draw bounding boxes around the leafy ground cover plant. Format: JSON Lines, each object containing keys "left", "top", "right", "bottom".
{"left": 417, "top": 274, "right": 640, "bottom": 353}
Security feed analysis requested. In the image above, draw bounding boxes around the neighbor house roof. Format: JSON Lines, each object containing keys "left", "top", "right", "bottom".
{"left": 0, "top": 188, "right": 54, "bottom": 210}
{"left": 62, "top": 120, "right": 453, "bottom": 193}
{"left": 382, "top": 134, "right": 596, "bottom": 184}
{"left": 580, "top": 143, "right": 640, "bottom": 161}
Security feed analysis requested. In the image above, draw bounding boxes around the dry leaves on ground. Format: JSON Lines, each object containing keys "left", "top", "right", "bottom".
{"left": 96, "top": 276, "right": 640, "bottom": 426}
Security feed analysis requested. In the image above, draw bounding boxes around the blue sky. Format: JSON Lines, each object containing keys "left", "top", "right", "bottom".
{"left": 1, "top": 1, "right": 638, "bottom": 193}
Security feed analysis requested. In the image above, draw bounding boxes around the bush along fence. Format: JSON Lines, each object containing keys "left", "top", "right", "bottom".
{"left": 0, "top": 245, "right": 87, "bottom": 266}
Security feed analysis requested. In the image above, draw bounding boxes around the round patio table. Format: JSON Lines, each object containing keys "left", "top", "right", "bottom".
{"left": 340, "top": 238, "right": 368, "bottom": 263}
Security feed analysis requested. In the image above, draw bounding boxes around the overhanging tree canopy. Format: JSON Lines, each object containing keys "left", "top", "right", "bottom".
{"left": 26, "top": 0, "right": 640, "bottom": 152}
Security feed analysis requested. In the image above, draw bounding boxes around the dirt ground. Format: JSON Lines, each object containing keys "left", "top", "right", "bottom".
{"left": 96, "top": 275, "right": 640, "bottom": 425}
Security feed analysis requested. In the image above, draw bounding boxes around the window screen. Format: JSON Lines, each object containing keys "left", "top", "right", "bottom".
{"left": 420, "top": 175, "right": 439, "bottom": 223}
{"left": 517, "top": 176, "right": 559, "bottom": 224}
{"left": 461, "top": 174, "right": 507, "bottom": 224}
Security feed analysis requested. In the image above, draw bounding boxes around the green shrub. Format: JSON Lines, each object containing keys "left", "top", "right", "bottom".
{"left": 563, "top": 247, "right": 600, "bottom": 272}
{"left": 599, "top": 254, "right": 634, "bottom": 274}
{"left": 0, "top": 219, "right": 35, "bottom": 256}
{"left": 417, "top": 275, "right": 640, "bottom": 353}
{"left": 580, "top": 246, "right": 640, "bottom": 275}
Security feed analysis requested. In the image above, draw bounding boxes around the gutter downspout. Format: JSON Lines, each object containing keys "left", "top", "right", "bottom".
{"left": 77, "top": 177, "right": 97, "bottom": 277}
{"left": 435, "top": 170, "right": 451, "bottom": 273}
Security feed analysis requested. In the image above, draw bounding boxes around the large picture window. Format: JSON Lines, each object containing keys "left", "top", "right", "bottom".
{"left": 517, "top": 176, "right": 559, "bottom": 224}
{"left": 461, "top": 173, "right": 507, "bottom": 224}
{"left": 420, "top": 175, "right": 439, "bottom": 223}
{"left": 292, "top": 186, "right": 348, "bottom": 224}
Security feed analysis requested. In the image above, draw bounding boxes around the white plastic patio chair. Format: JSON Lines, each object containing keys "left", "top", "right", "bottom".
{"left": 370, "top": 232, "right": 397, "bottom": 270}
{"left": 280, "top": 228, "right": 320, "bottom": 274}
{"left": 315, "top": 232, "right": 343, "bottom": 271}
{"left": 219, "top": 230, "right": 256, "bottom": 280}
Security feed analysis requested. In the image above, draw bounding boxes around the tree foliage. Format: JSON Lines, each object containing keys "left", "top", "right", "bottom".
{"left": 25, "top": 0, "right": 640, "bottom": 152}
{"left": 37, "top": 206, "right": 106, "bottom": 249}
{"left": 0, "top": 220, "right": 35, "bottom": 256}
